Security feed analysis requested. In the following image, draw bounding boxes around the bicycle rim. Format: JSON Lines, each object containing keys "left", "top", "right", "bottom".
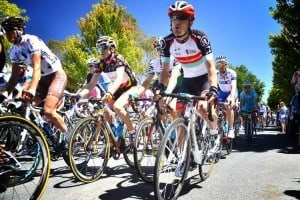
{"left": 0, "top": 115, "right": 51, "bottom": 200}
{"left": 134, "top": 117, "right": 163, "bottom": 183}
{"left": 198, "top": 128, "right": 215, "bottom": 181}
{"left": 69, "top": 117, "right": 109, "bottom": 183}
{"left": 154, "top": 118, "right": 190, "bottom": 200}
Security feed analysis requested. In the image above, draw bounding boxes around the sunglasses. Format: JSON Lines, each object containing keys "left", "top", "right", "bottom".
{"left": 88, "top": 64, "right": 96, "bottom": 68}
{"left": 97, "top": 45, "right": 109, "bottom": 51}
{"left": 244, "top": 86, "right": 251, "bottom": 89}
{"left": 171, "top": 14, "right": 189, "bottom": 21}
{"left": 217, "top": 62, "right": 227, "bottom": 67}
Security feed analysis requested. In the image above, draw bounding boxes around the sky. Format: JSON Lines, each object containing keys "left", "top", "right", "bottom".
{"left": 10, "top": 0, "right": 281, "bottom": 102}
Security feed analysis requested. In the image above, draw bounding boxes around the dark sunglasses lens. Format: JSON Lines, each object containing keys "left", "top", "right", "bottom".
{"left": 171, "top": 14, "right": 188, "bottom": 21}
{"left": 97, "top": 45, "right": 108, "bottom": 51}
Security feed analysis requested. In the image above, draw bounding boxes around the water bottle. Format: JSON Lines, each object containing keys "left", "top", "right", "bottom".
{"left": 223, "top": 122, "right": 229, "bottom": 135}
{"left": 115, "top": 119, "right": 124, "bottom": 139}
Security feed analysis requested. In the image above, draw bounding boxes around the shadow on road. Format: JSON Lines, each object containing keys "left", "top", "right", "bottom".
{"left": 232, "top": 125, "right": 300, "bottom": 154}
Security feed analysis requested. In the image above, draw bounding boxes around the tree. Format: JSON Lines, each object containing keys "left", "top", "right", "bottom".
{"left": 231, "top": 64, "right": 265, "bottom": 102}
{"left": 268, "top": 0, "right": 300, "bottom": 106}
{"left": 0, "top": 0, "right": 27, "bottom": 51}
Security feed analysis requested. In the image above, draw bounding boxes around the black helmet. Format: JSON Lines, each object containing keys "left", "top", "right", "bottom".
{"left": 1, "top": 16, "right": 25, "bottom": 32}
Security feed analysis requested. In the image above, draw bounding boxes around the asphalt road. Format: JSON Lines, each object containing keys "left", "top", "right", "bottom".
{"left": 42, "top": 125, "right": 300, "bottom": 200}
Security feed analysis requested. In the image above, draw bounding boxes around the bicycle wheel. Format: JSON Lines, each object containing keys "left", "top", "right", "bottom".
{"left": 134, "top": 117, "right": 163, "bottom": 183}
{"left": 123, "top": 118, "right": 140, "bottom": 168}
{"left": 0, "top": 115, "right": 50, "bottom": 200}
{"left": 198, "top": 126, "right": 215, "bottom": 181}
{"left": 68, "top": 117, "right": 109, "bottom": 183}
{"left": 154, "top": 118, "right": 191, "bottom": 200}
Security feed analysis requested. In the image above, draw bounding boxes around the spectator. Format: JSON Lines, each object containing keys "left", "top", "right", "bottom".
{"left": 278, "top": 101, "right": 288, "bottom": 133}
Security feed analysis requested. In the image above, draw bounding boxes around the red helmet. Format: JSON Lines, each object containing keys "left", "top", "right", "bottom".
{"left": 168, "top": 1, "right": 195, "bottom": 21}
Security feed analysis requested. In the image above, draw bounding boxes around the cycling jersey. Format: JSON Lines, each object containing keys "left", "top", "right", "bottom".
{"left": 9, "top": 34, "right": 62, "bottom": 76}
{"left": 95, "top": 53, "right": 137, "bottom": 99}
{"left": 240, "top": 89, "right": 258, "bottom": 113}
{"left": 146, "top": 55, "right": 177, "bottom": 76}
{"left": 217, "top": 68, "right": 237, "bottom": 92}
{"left": 161, "top": 30, "right": 213, "bottom": 78}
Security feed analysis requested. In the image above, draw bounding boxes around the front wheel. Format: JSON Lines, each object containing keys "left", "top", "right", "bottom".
{"left": 0, "top": 115, "right": 51, "bottom": 200}
{"left": 134, "top": 117, "right": 164, "bottom": 183}
{"left": 68, "top": 117, "right": 109, "bottom": 183}
{"left": 154, "top": 118, "right": 190, "bottom": 200}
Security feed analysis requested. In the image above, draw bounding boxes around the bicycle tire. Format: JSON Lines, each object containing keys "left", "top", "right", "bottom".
{"left": 198, "top": 127, "right": 215, "bottom": 181}
{"left": 154, "top": 118, "right": 191, "bottom": 200}
{"left": 133, "top": 117, "right": 163, "bottom": 183}
{"left": 0, "top": 115, "right": 51, "bottom": 200}
{"left": 68, "top": 117, "right": 109, "bottom": 183}
{"left": 123, "top": 118, "right": 140, "bottom": 168}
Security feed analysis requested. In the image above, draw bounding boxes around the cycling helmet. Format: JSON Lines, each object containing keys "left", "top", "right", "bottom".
{"left": 168, "top": 1, "right": 195, "bottom": 21}
{"left": 86, "top": 57, "right": 100, "bottom": 67}
{"left": 96, "top": 36, "right": 116, "bottom": 49}
{"left": 243, "top": 81, "right": 251, "bottom": 86}
{"left": 1, "top": 16, "right": 25, "bottom": 32}
{"left": 215, "top": 56, "right": 228, "bottom": 64}
{"left": 153, "top": 37, "right": 163, "bottom": 50}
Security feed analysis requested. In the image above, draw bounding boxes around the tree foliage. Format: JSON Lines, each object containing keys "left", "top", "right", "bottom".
{"left": 78, "top": 0, "right": 144, "bottom": 72}
{"left": 231, "top": 64, "right": 265, "bottom": 102}
{"left": 268, "top": 0, "right": 300, "bottom": 108}
{"left": 0, "top": 0, "right": 27, "bottom": 52}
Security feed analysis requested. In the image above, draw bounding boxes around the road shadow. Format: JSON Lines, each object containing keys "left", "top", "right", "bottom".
{"left": 232, "top": 126, "right": 300, "bottom": 154}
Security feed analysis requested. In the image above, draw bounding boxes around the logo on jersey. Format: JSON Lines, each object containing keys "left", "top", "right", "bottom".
{"left": 159, "top": 38, "right": 166, "bottom": 49}
{"left": 199, "top": 35, "right": 210, "bottom": 47}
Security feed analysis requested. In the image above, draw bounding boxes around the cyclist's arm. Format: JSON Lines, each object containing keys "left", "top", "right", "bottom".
{"left": 79, "top": 72, "right": 100, "bottom": 97}
{"left": 139, "top": 74, "right": 154, "bottom": 95}
{"left": 165, "top": 65, "right": 181, "bottom": 93}
{"left": 28, "top": 53, "right": 41, "bottom": 93}
{"left": 206, "top": 59, "right": 218, "bottom": 89}
{"left": 160, "top": 62, "right": 170, "bottom": 86}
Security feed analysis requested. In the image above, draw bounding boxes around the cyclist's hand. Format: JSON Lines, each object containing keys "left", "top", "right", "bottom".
{"left": 102, "top": 92, "right": 113, "bottom": 101}
{"left": 206, "top": 86, "right": 218, "bottom": 104}
{"left": 22, "top": 89, "right": 35, "bottom": 102}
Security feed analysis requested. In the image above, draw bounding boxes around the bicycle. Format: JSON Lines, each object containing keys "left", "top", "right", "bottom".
{"left": 68, "top": 98, "right": 140, "bottom": 183}
{"left": 242, "top": 111, "right": 254, "bottom": 146}
{"left": 0, "top": 112, "right": 51, "bottom": 199}
{"left": 216, "top": 102, "right": 233, "bottom": 156}
{"left": 132, "top": 96, "right": 171, "bottom": 183}
{"left": 153, "top": 92, "right": 214, "bottom": 200}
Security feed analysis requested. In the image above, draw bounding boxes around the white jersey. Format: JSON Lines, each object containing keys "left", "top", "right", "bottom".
{"left": 217, "top": 68, "right": 237, "bottom": 92}
{"left": 9, "top": 34, "right": 62, "bottom": 76}
{"left": 147, "top": 56, "right": 177, "bottom": 75}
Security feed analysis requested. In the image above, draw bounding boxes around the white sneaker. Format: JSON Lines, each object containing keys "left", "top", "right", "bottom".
{"left": 209, "top": 138, "right": 221, "bottom": 154}
{"left": 228, "top": 129, "right": 235, "bottom": 139}
{"left": 210, "top": 129, "right": 218, "bottom": 136}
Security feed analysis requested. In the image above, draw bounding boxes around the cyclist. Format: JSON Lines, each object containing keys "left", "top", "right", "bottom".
{"left": 239, "top": 81, "right": 258, "bottom": 136}
{"left": 79, "top": 36, "right": 138, "bottom": 140}
{"left": 159, "top": 1, "right": 219, "bottom": 136}
{"left": 0, "top": 16, "right": 68, "bottom": 135}
{"left": 149, "top": 37, "right": 178, "bottom": 90}
{"left": 215, "top": 55, "right": 237, "bottom": 139}
{"left": 128, "top": 37, "right": 179, "bottom": 102}
{"left": 258, "top": 102, "right": 267, "bottom": 129}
